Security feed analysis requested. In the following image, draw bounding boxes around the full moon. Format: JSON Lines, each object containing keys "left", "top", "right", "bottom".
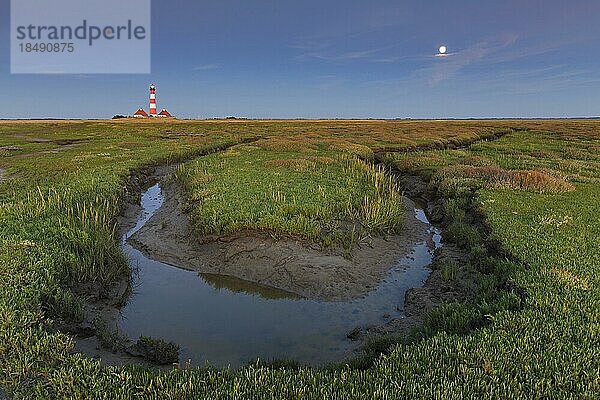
{"left": 438, "top": 45, "right": 447, "bottom": 54}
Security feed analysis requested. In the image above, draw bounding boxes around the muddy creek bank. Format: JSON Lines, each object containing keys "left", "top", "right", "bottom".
{"left": 113, "top": 169, "right": 444, "bottom": 366}
{"left": 128, "top": 180, "right": 432, "bottom": 302}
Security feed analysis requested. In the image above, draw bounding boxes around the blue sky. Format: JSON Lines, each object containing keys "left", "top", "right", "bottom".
{"left": 1, "top": 0, "right": 600, "bottom": 119}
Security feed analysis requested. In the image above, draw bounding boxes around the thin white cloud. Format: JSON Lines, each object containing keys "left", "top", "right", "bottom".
{"left": 291, "top": 38, "right": 416, "bottom": 64}
{"left": 308, "top": 50, "right": 374, "bottom": 62}
{"left": 192, "top": 64, "right": 220, "bottom": 71}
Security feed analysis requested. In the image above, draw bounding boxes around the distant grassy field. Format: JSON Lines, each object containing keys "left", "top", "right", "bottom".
{"left": 0, "top": 120, "right": 598, "bottom": 398}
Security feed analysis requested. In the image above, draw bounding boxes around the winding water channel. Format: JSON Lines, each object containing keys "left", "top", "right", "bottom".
{"left": 118, "top": 183, "right": 442, "bottom": 367}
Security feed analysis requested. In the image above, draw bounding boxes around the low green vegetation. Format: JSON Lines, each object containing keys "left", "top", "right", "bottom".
{"left": 381, "top": 127, "right": 600, "bottom": 396}
{"left": 0, "top": 120, "right": 598, "bottom": 398}
{"left": 176, "top": 139, "right": 403, "bottom": 248}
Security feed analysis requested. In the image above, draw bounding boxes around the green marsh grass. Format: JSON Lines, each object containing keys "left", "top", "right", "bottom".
{"left": 0, "top": 120, "right": 599, "bottom": 398}
{"left": 175, "top": 143, "right": 404, "bottom": 247}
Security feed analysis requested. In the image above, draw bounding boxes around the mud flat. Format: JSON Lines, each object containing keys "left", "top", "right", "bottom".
{"left": 127, "top": 181, "right": 431, "bottom": 302}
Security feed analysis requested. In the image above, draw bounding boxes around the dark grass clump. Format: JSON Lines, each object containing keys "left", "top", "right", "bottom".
{"left": 92, "top": 317, "right": 128, "bottom": 353}
{"left": 134, "top": 336, "right": 180, "bottom": 365}
{"left": 325, "top": 334, "right": 409, "bottom": 372}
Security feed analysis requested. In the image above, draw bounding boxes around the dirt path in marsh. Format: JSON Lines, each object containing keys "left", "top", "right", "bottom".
{"left": 125, "top": 181, "right": 430, "bottom": 302}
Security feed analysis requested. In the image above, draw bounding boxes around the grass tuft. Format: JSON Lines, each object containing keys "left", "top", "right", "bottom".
{"left": 134, "top": 336, "right": 180, "bottom": 365}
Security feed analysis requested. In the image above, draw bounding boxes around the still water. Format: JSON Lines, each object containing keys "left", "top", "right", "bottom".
{"left": 118, "top": 184, "right": 441, "bottom": 367}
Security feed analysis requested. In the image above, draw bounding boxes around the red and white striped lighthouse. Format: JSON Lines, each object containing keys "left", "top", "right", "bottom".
{"left": 149, "top": 84, "right": 157, "bottom": 117}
